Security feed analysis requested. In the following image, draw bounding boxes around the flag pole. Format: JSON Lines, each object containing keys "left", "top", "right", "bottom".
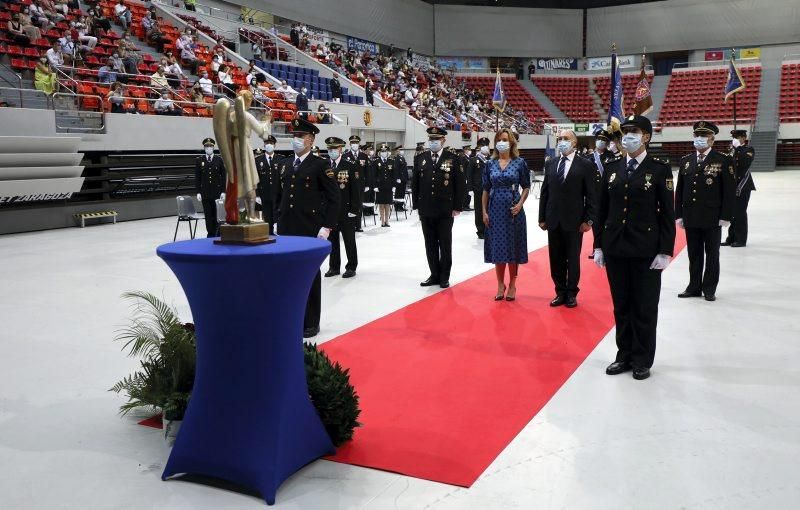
{"left": 732, "top": 48, "right": 738, "bottom": 131}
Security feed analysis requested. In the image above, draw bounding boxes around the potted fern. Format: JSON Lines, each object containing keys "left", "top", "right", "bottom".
{"left": 110, "top": 291, "right": 196, "bottom": 442}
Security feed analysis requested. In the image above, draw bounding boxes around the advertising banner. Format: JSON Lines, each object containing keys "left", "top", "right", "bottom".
{"left": 346, "top": 36, "right": 379, "bottom": 54}
{"left": 535, "top": 57, "right": 578, "bottom": 71}
{"left": 587, "top": 54, "right": 635, "bottom": 71}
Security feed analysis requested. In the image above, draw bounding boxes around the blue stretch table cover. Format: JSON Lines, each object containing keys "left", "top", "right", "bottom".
{"left": 157, "top": 236, "right": 335, "bottom": 505}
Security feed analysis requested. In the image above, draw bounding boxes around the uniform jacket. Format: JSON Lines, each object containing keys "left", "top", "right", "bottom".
{"left": 538, "top": 153, "right": 597, "bottom": 231}
{"left": 254, "top": 151, "right": 282, "bottom": 204}
{"left": 275, "top": 154, "right": 340, "bottom": 237}
{"left": 676, "top": 149, "right": 735, "bottom": 228}
{"left": 330, "top": 157, "right": 362, "bottom": 222}
{"left": 595, "top": 154, "right": 676, "bottom": 258}
{"left": 194, "top": 154, "right": 226, "bottom": 199}
{"left": 731, "top": 145, "right": 756, "bottom": 194}
{"left": 394, "top": 155, "right": 408, "bottom": 188}
{"left": 343, "top": 149, "right": 371, "bottom": 188}
{"left": 372, "top": 157, "right": 399, "bottom": 191}
{"left": 470, "top": 155, "right": 488, "bottom": 193}
{"left": 411, "top": 148, "right": 466, "bottom": 217}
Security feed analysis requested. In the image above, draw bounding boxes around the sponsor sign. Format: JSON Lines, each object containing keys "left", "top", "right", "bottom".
{"left": 305, "top": 26, "right": 330, "bottom": 46}
{"left": 535, "top": 57, "right": 578, "bottom": 71}
{"left": 705, "top": 50, "right": 724, "bottom": 61}
{"left": 346, "top": 36, "right": 379, "bottom": 54}
{"left": 587, "top": 54, "right": 636, "bottom": 71}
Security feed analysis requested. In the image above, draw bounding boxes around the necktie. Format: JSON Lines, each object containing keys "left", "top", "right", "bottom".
{"left": 593, "top": 152, "right": 604, "bottom": 176}
{"left": 294, "top": 158, "right": 301, "bottom": 170}
{"left": 207, "top": 156, "right": 212, "bottom": 163}
{"left": 698, "top": 153, "right": 705, "bottom": 166}
{"left": 266, "top": 157, "right": 270, "bottom": 167}
{"left": 432, "top": 153, "right": 438, "bottom": 165}
{"left": 331, "top": 159, "right": 337, "bottom": 169}
{"left": 627, "top": 158, "right": 637, "bottom": 178}
{"left": 557, "top": 156, "right": 567, "bottom": 184}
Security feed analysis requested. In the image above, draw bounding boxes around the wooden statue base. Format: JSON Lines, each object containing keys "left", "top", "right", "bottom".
{"left": 214, "top": 223, "right": 275, "bottom": 245}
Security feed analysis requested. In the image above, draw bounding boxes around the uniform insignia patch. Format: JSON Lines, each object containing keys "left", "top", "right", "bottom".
{"left": 684, "top": 161, "right": 690, "bottom": 170}
{"left": 706, "top": 177, "right": 713, "bottom": 185}
{"left": 355, "top": 171, "right": 359, "bottom": 179}
{"left": 644, "top": 173, "right": 652, "bottom": 190}
{"left": 325, "top": 169, "right": 335, "bottom": 179}
{"left": 444, "top": 180, "right": 449, "bottom": 186}
{"left": 666, "top": 179, "right": 674, "bottom": 191}
{"left": 728, "top": 165, "right": 734, "bottom": 175}
{"left": 609, "top": 173, "right": 616, "bottom": 184}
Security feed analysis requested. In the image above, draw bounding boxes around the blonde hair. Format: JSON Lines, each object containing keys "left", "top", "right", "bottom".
{"left": 491, "top": 128, "right": 520, "bottom": 159}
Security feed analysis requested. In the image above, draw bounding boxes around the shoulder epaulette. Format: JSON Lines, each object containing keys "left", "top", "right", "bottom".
{"left": 652, "top": 157, "right": 669, "bottom": 166}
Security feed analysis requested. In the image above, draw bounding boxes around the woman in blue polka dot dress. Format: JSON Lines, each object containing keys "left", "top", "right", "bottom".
{"left": 482, "top": 128, "right": 531, "bottom": 301}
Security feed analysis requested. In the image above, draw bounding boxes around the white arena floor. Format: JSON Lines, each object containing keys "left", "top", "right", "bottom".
{"left": 1, "top": 171, "right": 799, "bottom": 509}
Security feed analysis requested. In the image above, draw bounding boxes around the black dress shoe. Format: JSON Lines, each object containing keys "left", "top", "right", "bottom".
{"left": 678, "top": 290, "right": 702, "bottom": 298}
{"left": 721, "top": 240, "right": 732, "bottom": 246}
{"left": 477, "top": 233, "right": 485, "bottom": 239}
{"left": 606, "top": 361, "right": 631, "bottom": 375}
{"left": 565, "top": 295, "right": 578, "bottom": 308}
{"left": 303, "top": 326, "right": 320, "bottom": 338}
{"left": 704, "top": 294, "right": 716, "bottom": 302}
{"left": 420, "top": 277, "right": 439, "bottom": 287}
{"left": 355, "top": 228, "right": 364, "bottom": 232}
{"left": 324, "top": 270, "right": 340, "bottom": 278}
{"left": 439, "top": 280, "right": 450, "bottom": 289}
{"left": 632, "top": 367, "right": 651, "bottom": 380}
{"left": 730, "top": 242, "right": 746, "bottom": 248}
{"left": 549, "top": 295, "right": 566, "bottom": 307}
{"left": 342, "top": 270, "right": 356, "bottom": 278}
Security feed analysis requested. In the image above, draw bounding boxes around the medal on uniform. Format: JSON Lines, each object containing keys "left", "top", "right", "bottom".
{"left": 644, "top": 173, "right": 652, "bottom": 190}
{"left": 444, "top": 180, "right": 449, "bottom": 186}
{"left": 683, "top": 161, "right": 690, "bottom": 171}
{"left": 339, "top": 183, "right": 345, "bottom": 189}
{"left": 706, "top": 177, "right": 713, "bottom": 185}
{"left": 609, "top": 173, "right": 616, "bottom": 184}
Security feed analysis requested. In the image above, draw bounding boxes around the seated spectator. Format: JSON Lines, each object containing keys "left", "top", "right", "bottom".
{"left": 98, "top": 58, "right": 118, "bottom": 84}
{"left": 184, "top": 0, "right": 197, "bottom": 12}
{"left": 7, "top": 14, "right": 32, "bottom": 45}
{"left": 251, "top": 42, "right": 262, "bottom": 60}
{"left": 146, "top": 19, "right": 167, "bottom": 54}
{"left": 198, "top": 71, "right": 214, "bottom": 97}
{"left": 180, "top": 37, "right": 199, "bottom": 75}
{"left": 71, "top": 17, "right": 97, "bottom": 50}
{"left": 141, "top": 11, "right": 154, "bottom": 33}
{"left": 217, "top": 64, "right": 236, "bottom": 99}
{"left": 27, "top": 2, "right": 55, "bottom": 33}
{"left": 45, "top": 41, "right": 64, "bottom": 69}
{"left": 117, "top": 32, "right": 141, "bottom": 75}
{"left": 47, "top": 0, "right": 68, "bottom": 16}
{"left": 276, "top": 79, "right": 293, "bottom": 100}
{"left": 245, "top": 60, "right": 258, "bottom": 87}
{"left": 108, "top": 50, "right": 127, "bottom": 83}
{"left": 34, "top": 57, "right": 57, "bottom": 95}
{"left": 210, "top": 49, "right": 225, "bottom": 73}
{"left": 317, "top": 103, "right": 331, "bottom": 124}
{"left": 106, "top": 81, "right": 127, "bottom": 113}
{"left": 189, "top": 81, "right": 206, "bottom": 104}
{"left": 165, "top": 58, "right": 183, "bottom": 90}
{"left": 38, "top": 0, "right": 66, "bottom": 23}
{"left": 115, "top": 0, "right": 132, "bottom": 30}
{"left": 88, "top": 6, "right": 111, "bottom": 32}
{"left": 154, "top": 91, "right": 182, "bottom": 115}
{"left": 17, "top": 10, "right": 43, "bottom": 42}
{"left": 150, "top": 66, "right": 170, "bottom": 92}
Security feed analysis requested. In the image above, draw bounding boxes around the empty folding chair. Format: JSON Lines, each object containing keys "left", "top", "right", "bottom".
{"left": 174, "top": 195, "right": 206, "bottom": 241}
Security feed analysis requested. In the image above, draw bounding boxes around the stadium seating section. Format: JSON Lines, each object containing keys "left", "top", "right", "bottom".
{"left": 457, "top": 75, "right": 552, "bottom": 123}
{"left": 779, "top": 62, "right": 800, "bottom": 123}
{"left": 658, "top": 66, "right": 761, "bottom": 126}
{"left": 530, "top": 76, "right": 599, "bottom": 122}
{"left": 593, "top": 72, "right": 654, "bottom": 118}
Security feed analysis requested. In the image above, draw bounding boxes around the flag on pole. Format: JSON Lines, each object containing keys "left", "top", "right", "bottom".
{"left": 724, "top": 53, "right": 746, "bottom": 102}
{"left": 492, "top": 67, "right": 506, "bottom": 113}
{"left": 544, "top": 127, "right": 554, "bottom": 160}
{"left": 633, "top": 53, "right": 653, "bottom": 115}
{"left": 607, "top": 50, "right": 624, "bottom": 133}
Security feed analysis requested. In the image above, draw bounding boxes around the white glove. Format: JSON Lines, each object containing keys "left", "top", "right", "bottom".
{"left": 396, "top": 179, "right": 401, "bottom": 183}
{"left": 373, "top": 187, "right": 379, "bottom": 192}
{"left": 719, "top": 220, "right": 731, "bottom": 228}
{"left": 255, "top": 197, "right": 262, "bottom": 205}
{"left": 468, "top": 191, "right": 474, "bottom": 196}
{"left": 593, "top": 249, "right": 605, "bottom": 267}
{"left": 347, "top": 212, "right": 356, "bottom": 218}
{"left": 364, "top": 186, "right": 370, "bottom": 192}
{"left": 317, "top": 227, "right": 330, "bottom": 240}
{"left": 196, "top": 193, "right": 202, "bottom": 201}
{"left": 649, "top": 254, "right": 672, "bottom": 270}
{"left": 677, "top": 218, "right": 684, "bottom": 229}
{"left": 274, "top": 224, "right": 279, "bottom": 235}
{"left": 452, "top": 211, "right": 461, "bottom": 217}
{"left": 220, "top": 193, "right": 226, "bottom": 200}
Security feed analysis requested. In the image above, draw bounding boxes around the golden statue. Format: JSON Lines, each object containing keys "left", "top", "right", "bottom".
{"left": 213, "top": 90, "right": 274, "bottom": 244}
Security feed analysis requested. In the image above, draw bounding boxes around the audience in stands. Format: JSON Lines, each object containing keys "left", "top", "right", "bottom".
{"left": 87, "top": 6, "right": 111, "bottom": 32}
{"left": 217, "top": 64, "right": 236, "bottom": 98}
{"left": 45, "top": 41, "right": 64, "bottom": 68}
{"left": 150, "top": 66, "right": 170, "bottom": 92}
{"left": 295, "top": 85, "right": 308, "bottom": 118}
{"left": 98, "top": 58, "right": 119, "bottom": 84}
{"left": 7, "top": 12, "right": 31, "bottom": 45}
{"left": 107, "top": 81, "right": 128, "bottom": 113}
{"left": 17, "top": 8, "right": 43, "bottom": 41}
{"left": 117, "top": 32, "right": 141, "bottom": 75}
{"left": 34, "top": 56, "right": 57, "bottom": 95}
{"left": 154, "top": 90, "right": 181, "bottom": 115}
{"left": 114, "top": 0, "right": 132, "bottom": 30}
{"left": 71, "top": 17, "right": 97, "bottom": 50}
{"left": 165, "top": 56, "right": 183, "bottom": 89}
{"left": 198, "top": 70, "right": 214, "bottom": 97}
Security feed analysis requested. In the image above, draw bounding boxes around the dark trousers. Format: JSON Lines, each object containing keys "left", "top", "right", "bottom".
{"left": 259, "top": 198, "right": 275, "bottom": 235}
{"left": 329, "top": 217, "right": 358, "bottom": 272}
{"left": 606, "top": 256, "right": 662, "bottom": 369}
{"left": 305, "top": 270, "right": 321, "bottom": 330}
{"left": 726, "top": 188, "right": 751, "bottom": 245}
{"left": 420, "top": 214, "right": 454, "bottom": 282}
{"left": 474, "top": 190, "right": 485, "bottom": 237}
{"left": 201, "top": 198, "right": 218, "bottom": 237}
{"left": 547, "top": 227, "right": 583, "bottom": 297}
{"left": 686, "top": 226, "right": 721, "bottom": 295}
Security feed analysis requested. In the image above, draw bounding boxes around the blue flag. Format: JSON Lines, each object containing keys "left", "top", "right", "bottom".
{"left": 724, "top": 56, "right": 746, "bottom": 102}
{"left": 544, "top": 129, "right": 554, "bottom": 160}
{"left": 607, "top": 52, "right": 624, "bottom": 133}
{"left": 492, "top": 68, "right": 506, "bottom": 113}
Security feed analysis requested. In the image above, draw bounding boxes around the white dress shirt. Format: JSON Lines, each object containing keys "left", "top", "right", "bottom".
{"left": 626, "top": 150, "right": 648, "bottom": 171}
{"left": 557, "top": 150, "right": 576, "bottom": 179}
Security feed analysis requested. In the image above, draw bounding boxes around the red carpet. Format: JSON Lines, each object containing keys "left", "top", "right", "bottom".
{"left": 323, "top": 232, "right": 686, "bottom": 487}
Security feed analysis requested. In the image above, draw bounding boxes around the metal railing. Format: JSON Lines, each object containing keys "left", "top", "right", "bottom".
{"left": 0, "top": 85, "right": 52, "bottom": 109}
{"left": 672, "top": 59, "right": 761, "bottom": 71}
{"left": 0, "top": 61, "right": 24, "bottom": 106}
{"left": 530, "top": 65, "right": 654, "bottom": 77}
{"left": 52, "top": 91, "right": 106, "bottom": 132}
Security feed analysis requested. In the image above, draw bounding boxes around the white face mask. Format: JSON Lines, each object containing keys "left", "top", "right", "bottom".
{"left": 380, "top": 151, "right": 389, "bottom": 159}
{"left": 428, "top": 140, "right": 442, "bottom": 152}
{"left": 557, "top": 140, "right": 574, "bottom": 155}
{"left": 732, "top": 138, "right": 741, "bottom": 148}
{"left": 204, "top": 147, "right": 213, "bottom": 155}
{"left": 608, "top": 142, "right": 617, "bottom": 153}
{"left": 693, "top": 136, "right": 710, "bottom": 151}
{"left": 292, "top": 137, "right": 307, "bottom": 154}
{"left": 595, "top": 140, "right": 607, "bottom": 150}
{"left": 328, "top": 148, "right": 340, "bottom": 160}
{"left": 621, "top": 133, "right": 643, "bottom": 153}
{"left": 480, "top": 146, "right": 490, "bottom": 156}
{"left": 495, "top": 141, "right": 510, "bottom": 153}
{"left": 264, "top": 144, "right": 274, "bottom": 153}
{"left": 350, "top": 143, "right": 359, "bottom": 152}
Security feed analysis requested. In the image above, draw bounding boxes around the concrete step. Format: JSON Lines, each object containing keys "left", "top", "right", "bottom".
{"left": 749, "top": 130, "right": 777, "bottom": 171}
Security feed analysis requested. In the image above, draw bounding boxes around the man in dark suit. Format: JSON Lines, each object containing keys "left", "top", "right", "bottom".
{"left": 538, "top": 129, "right": 597, "bottom": 308}
{"left": 411, "top": 127, "right": 465, "bottom": 289}
{"left": 594, "top": 115, "right": 676, "bottom": 381}
{"left": 471, "top": 137, "right": 490, "bottom": 239}
{"left": 676, "top": 121, "right": 735, "bottom": 301}
{"left": 723, "top": 129, "right": 756, "bottom": 247}
{"left": 330, "top": 73, "right": 342, "bottom": 102}
{"left": 194, "top": 137, "right": 226, "bottom": 237}
{"left": 254, "top": 134, "right": 281, "bottom": 235}
{"left": 295, "top": 86, "right": 309, "bottom": 119}
{"left": 343, "top": 135, "right": 369, "bottom": 231}
{"left": 459, "top": 144, "right": 473, "bottom": 211}
{"left": 324, "top": 137, "right": 361, "bottom": 278}
{"left": 392, "top": 146, "right": 408, "bottom": 210}
{"left": 275, "top": 118, "right": 340, "bottom": 338}
{"left": 588, "top": 128, "right": 615, "bottom": 258}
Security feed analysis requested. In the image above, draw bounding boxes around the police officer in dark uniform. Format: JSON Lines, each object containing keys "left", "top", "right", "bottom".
{"left": 323, "top": 136, "right": 361, "bottom": 278}
{"left": 195, "top": 137, "right": 226, "bottom": 237}
{"left": 392, "top": 145, "right": 408, "bottom": 210}
{"left": 254, "top": 134, "right": 282, "bottom": 235}
{"left": 723, "top": 129, "right": 755, "bottom": 247}
{"left": 412, "top": 127, "right": 466, "bottom": 289}
{"left": 676, "top": 121, "right": 735, "bottom": 301}
{"left": 471, "top": 137, "right": 490, "bottom": 239}
{"left": 460, "top": 144, "right": 473, "bottom": 211}
{"left": 344, "top": 135, "right": 369, "bottom": 231}
{"left": 373, "top": 142, "right": 397, "bottom": 227}
{"left": 588, "top": 128, "right": 615, "bottom": 258}
{"left": 593, "top": 115, "right": 675, "bottom": 381}
{"left": 275, "top": 118, "right": 340, "bottom": 338}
